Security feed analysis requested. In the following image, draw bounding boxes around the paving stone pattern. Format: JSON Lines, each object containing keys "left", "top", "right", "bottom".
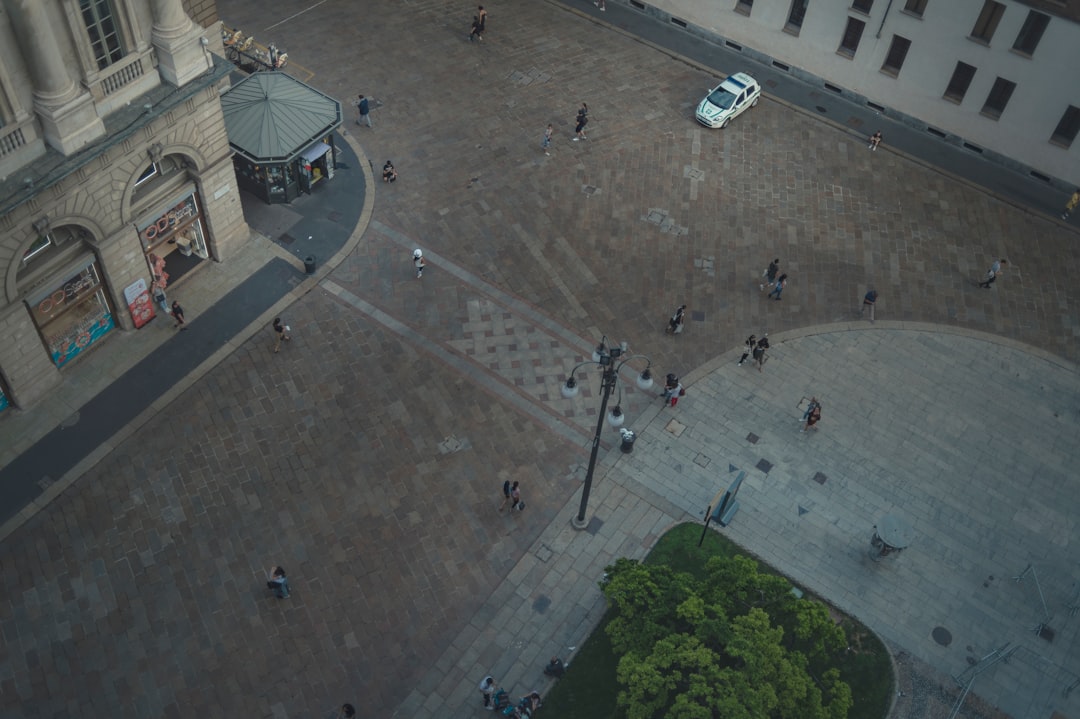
{"left": 2, "top": 1, "right": 1079, "bottom": 718}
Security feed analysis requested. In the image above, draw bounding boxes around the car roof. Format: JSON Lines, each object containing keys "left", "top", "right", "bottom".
{"left": 720, "top": 72, "right": 757, "bottom": 91}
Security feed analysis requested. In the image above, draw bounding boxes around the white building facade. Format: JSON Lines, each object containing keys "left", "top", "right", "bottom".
{"left": 0, "top": 0, "right": 246, "bottom": 411}
{"left": 638, "top": 0, "right": 1080, "bottom": 187}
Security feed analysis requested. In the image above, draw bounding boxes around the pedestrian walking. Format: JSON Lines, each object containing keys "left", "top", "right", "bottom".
{"left": 760, "top": 258, "right": 779, "bottom": 291}
{"left": 752, "top": 336, "right": 770, "bottom": 372}
{"left": 861, "top": 289, "right": 878, "bottom": 322}
{"left": 801, "top": 403, "right": 822, "bottom": 432}
{"left": 977, "top": 259, "right": 1006, "bottom": 288}
{"left": 499, "top": 479, "right": 512, "bottom": 511}
{"left": 469, "top": 15, "right": 481, "bottom": 41}
{"left": 665, "top": 304, "right": 686, "bottom": 335}
{"left": 413, "top": 248, "right": 426, "bottom": 279}
{"left": 660, "top": 373, "right": 683, "bottom": 407}
{"left": 338, "top": 704, "right": 356, "bottom": 719}
{"left": 479, "top": 676, "right": 496, "bottom": 709}
{"left": 737, "top": 334, "right": 756, "bottom": 365}
{"left": 1062, "top": 188, "right": 1080, "bottom": 220}
{"left": 478, "top": 5, "right": 487, "bottom": 36}
{"left": 868, "top": 131, "right": 883, "bottom": 151}
{"left": 767, "top": 274, "right": 788, "bottom": 300}
{"left": 594, "top": 0, "right": 606, "bottom": 9}
{"left": 356, "top": 94, "right": 371, "bottom": 128}
{"left": 799, "top": 396, "right": 821, "bottom": 424}
{"left": 273, "top": 317, "right": 290, "bottom": 353}
{"left": 170, "top": 300, "right": 187, "bottom": 330}
{"left": 266, "top": 566, "right": 289, "bottom": 598}
{"left": 509, "top": 481, "right": 524, "bottom": 512}
{"left": 573, "top": 103, "right": 588, "bottom": 141}
{"left": 541, "top": 123, "right": 553, "bottom": 155}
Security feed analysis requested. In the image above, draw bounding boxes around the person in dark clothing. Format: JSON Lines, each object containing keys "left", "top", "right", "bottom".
{"left": 752, "top": 335, "right": 770, "bottom": 372}
{"left": 573, "top": 103, "right": 589, "bottom": 141}
{"left": 170, "top": 300, "right": 187, "bottom": 330}
{"left": 666, "top": 304, "right": 686, "bottom": 334}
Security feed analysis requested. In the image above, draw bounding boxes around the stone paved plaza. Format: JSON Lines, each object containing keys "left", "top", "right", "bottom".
{"left": 1, "top": 1, "right": 1079, "bottom": 718}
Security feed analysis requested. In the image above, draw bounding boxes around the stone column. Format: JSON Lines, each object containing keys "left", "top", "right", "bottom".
{"left": 4, "top": 0, "right": 104, "bottom": 154}
{"left": 150, "top": 0, "right": 210, "bottom": 87}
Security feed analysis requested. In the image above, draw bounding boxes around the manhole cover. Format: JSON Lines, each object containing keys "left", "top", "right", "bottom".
{"left": 746, "top": 432, "right": 760, "bottom": 444}
{"left": 812, "top": 472, "right": 827, "bottom": 485}
{"left": 585, "top": 517, "right": 604, "bottom": 536}
{"left": 756, "top": 459, "right": 773, "bottom": 473}
{"left": 932, "top": 626, "right": 952, "bottom": 646}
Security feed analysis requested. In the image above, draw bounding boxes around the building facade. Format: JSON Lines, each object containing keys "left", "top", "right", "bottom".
{"left": 643, "top": 0, "right": 1080, "bottom": 186}
{"left": 0, "top": 0, "right": 246, "bottom": 412}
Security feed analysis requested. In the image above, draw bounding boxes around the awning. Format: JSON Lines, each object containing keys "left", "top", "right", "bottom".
{"left": 300, "top": 142, "right": 332, "bottom": 163}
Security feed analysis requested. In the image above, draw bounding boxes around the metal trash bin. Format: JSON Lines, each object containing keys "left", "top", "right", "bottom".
{"left": 619, "top": 428, "right": 636, "bottom": 453}
{"left": 304, "top": 255, "right": 316, "bottom": 274}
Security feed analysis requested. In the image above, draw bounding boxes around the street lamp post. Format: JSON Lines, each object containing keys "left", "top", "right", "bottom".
{"left": 562, "top": 338, "right": 653, "bottom": 529}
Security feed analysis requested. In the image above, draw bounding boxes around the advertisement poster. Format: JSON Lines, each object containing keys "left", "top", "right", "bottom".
{"left": 124, "top": 278, "right": 155, "bottom": 329}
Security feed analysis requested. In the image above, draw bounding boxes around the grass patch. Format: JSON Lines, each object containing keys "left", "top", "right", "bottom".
{"left": 541, "top": 523, "right": 894, "bottom": 719}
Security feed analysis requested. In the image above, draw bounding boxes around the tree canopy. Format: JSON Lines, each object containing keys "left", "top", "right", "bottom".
{"left": 601, "top": 555, "right": 854, "bottom": 719}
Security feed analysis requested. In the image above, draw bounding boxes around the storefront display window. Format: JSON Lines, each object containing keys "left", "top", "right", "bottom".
{"left": 27, "top": 260, "right": 116, "bottom": 368}
{"left": 137, "top": 190, "right": 210, "bottom": 288}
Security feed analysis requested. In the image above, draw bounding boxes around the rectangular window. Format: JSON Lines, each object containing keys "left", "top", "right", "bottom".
{"left": 735, "top": 0, "right": 753, "bottom": 15}
{"left": 852, "top": 0, "right": 873, "bottom": 12}
{"left": 1012, "top": 10, "right": 1049, "bottom": 56}
{"left": 881, "top": 35, "right": 912, "bottom": 76}
{"left": 80, "top": 0, "right": 124, "bottom": 70}
{"left": 786, "top": 0, "right": 809, "bottom": 31}
{"left": 903, "top": 0, "right": 927, "bottom": 16}
{"left": 1050, "top": 106, "right": 1080, "bottom": 147}
{"left": 838, "top": 17, "right": 866, "bottom": 57}
{"left": 943, "top": 61, "right": 976, "bottom": 102}
{"left": 970, "top": 0, "right": 1005, "bottom": 44}
{"left": 980, "top": 77, "right": 1016, "bottom": 120}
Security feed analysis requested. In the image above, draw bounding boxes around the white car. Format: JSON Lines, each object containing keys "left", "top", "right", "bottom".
{"left": 695, "top": 72, "right": 762, "bottom": 129}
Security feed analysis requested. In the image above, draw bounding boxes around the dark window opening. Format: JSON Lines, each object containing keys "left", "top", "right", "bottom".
{"left": 838, "top": 17, "right": 866, "bottom": 57}
{"left": 944, "top": 62, "right": 977, "bottom": 102}
{"left": 980, "top": 77, "right": 1016, "bottom": 120}
{"left": 1012, "top": 11, "right": 1049, "bottom": 56}
{"left": 881, "top": 35, "right": 912, "bottom": 76}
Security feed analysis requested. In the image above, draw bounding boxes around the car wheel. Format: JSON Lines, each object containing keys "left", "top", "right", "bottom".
{"left": 721, "top": 117, "right": 731, "bottom": 129}
{"left": 751, "top": 96, "right": 759, "bottom": 107}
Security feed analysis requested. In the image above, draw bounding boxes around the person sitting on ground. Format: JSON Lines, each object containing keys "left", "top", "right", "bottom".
{"left": 266, "top": 566, "right": 289, "bottom": 598}
{"left": 868, "top": 130, "right": 883, "bottom": 151}
{"left": 383, "top": 161, "right": 397, "bottom": 183}
{"left": 544, "top": 656, "right": 565, "bottom": 677}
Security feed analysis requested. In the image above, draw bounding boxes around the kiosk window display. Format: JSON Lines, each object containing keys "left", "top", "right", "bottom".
{"left": 26, "top": 257, "right": 116, "bottom": 368}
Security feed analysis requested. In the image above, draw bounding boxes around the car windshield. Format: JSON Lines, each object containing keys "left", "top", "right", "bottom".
{"left": 706, "top": 88, "right": 736, "bottom": 110}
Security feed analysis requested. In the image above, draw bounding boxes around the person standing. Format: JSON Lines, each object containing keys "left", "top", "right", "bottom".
{"left": 413, "top": 249, "right": 426, "bottom": 279}
{"left": 752, "top": 336, "right": 770, "bottom": 372}
{"left": 861, "top": 289, "right": 878, "bottom": 322}
{"left": 801, "top": 403, "right": 822, "bottom": 432}
{"left": 800, "top": 397, "right": 821, "bottom": 424}
{"left": 760, "top": 258, "right": 779, "bottom": 291}
{"left": 499, "top": 479, "right": 512, "bottom": 512}
{"left": 338, "top": 704, "right": 356, "bottom": 719}
{"left": 477, "top": 5, "right": 487, "bottom": 37}
{"left": 469, "top": 15, "right": 481, "bottom": 41}
{"left": 737, "top": 334, "right": 756, "bottom": 366}
{"left": 479, "top": 676, "right": 496, "bottom": 709}
{"left": 273, "top": 317, "right": 290, "bottom": 353}
{"left": 573, "top": 103, "right": 588, "bottom": 141}
{"left": 868, "top": 131, "right": 883, "bottom": 151}
{"left": 978, "top": 259, "right": 1006, "bottom": 288}
{"left": 357, "top": 94, "right": 371, "bottom": 128}
{"left": 509, "top": 481, "right": 523, "bottom": 512}
{"left": 767, "top": 274, "right": 788, "bottom": 300}
{"left": 665, "top": 304, "right": 686, "bottom": 335}
{"left": 170, "top": 300, "right": 187, "bottom": 330}
{"left": 541, "top": 123, "right": 553, "bottom": 155}
{"left": 1062, "top": 189, "right": 1079, "bottom": 220}
{"left": 266, "top": 566, "right": 289, "bottom": 598}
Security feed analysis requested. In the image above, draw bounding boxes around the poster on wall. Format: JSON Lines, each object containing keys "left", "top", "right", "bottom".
{"left": 124, "top": 278, "right": 156, "bottom": 329}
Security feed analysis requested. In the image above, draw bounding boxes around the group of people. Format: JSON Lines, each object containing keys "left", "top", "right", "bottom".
{"left": 737, "top": 334, "right": 770, "bottom": 372}
{"left": 760, "top": 258, "right": 788, "bottom": 300}
{"left": 469, "top": 5, "right": 487, "bottom": 41}
{"left": 479, "top": 675, "right": 542, "bottom": 715}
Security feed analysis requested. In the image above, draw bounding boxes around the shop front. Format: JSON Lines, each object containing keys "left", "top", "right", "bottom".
{"left": 221, "top": 72, "right": 342, "bottom": 205}
{"left": 25, "top": 255, "right": 116, "bottom": 368}
{"left": 136, "top": 189, "right": 210, "bottom": 293}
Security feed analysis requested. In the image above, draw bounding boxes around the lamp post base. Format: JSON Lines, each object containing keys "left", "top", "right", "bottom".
{"left": 571, "top": 514, "right": 591, "bottom": 531}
